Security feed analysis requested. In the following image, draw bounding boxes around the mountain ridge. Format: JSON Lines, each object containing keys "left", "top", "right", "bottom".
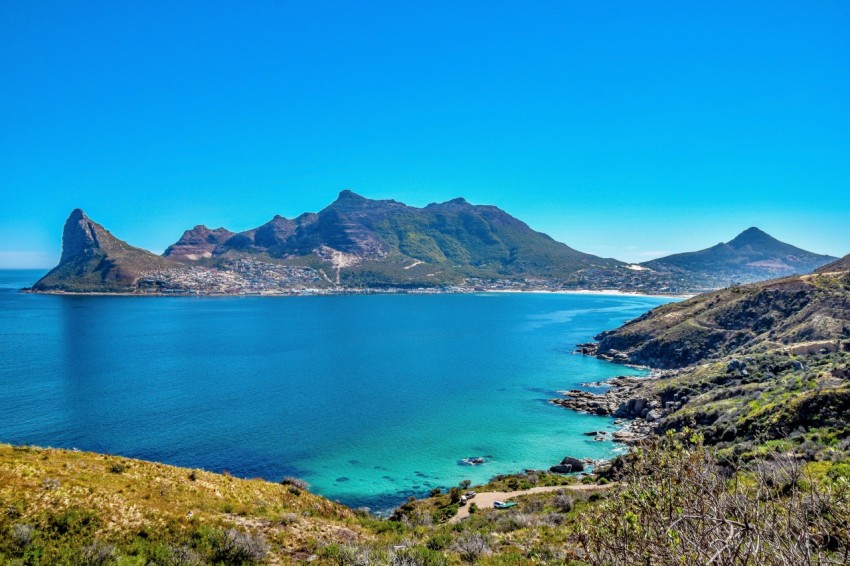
{"left": 163, "top": 190, "right": 622, "bottom": 278}
{"left": 30, "top": 193, "right": 840, "bottom": 294}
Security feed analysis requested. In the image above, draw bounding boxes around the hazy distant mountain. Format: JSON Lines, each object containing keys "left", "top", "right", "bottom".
{"left": 33, "top": 209, "right": 176, "bottom": 292}
{"left": 164, "top": 190, "right": 624, "bottom": 285}
{"left": 642, "top": 227, "right": 837, "bottom": 286}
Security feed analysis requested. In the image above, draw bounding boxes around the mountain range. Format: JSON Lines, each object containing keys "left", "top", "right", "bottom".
{"left": 31, "top": 191, "right": 840, "bottom": 294}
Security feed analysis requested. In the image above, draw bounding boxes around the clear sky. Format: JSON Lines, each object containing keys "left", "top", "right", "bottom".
{"left": 2, "top": 1, "right": 848, "bottom": 268}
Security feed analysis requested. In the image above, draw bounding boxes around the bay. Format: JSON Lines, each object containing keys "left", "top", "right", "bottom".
{"left": 0, "top": 270, "right": 674, "bottom": 512}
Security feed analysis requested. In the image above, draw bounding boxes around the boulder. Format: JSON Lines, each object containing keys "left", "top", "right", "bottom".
{"left": 646, "top": 409, "right": 663, "bottom": 422}
{"left": 558, "top": 457, "right": 585, "bottom": 472}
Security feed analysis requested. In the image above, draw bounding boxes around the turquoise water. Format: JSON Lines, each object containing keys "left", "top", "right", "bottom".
{"left": 0, "top": 270, "right": 673, "bottom": 512}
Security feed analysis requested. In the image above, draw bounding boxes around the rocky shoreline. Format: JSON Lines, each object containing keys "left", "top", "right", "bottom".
{"left": 550, "top": 344, "right": 682, "bottom": 448}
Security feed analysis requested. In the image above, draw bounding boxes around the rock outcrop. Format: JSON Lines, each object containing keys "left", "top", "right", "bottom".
{"left": 32, "top": 210, "right": 176, "bottom": 292}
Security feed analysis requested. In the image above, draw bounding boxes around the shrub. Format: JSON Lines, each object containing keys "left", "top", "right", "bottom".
{"left": 109, "top": 462, "right": 125, "bottom": 474}
{"left": 79, "top": 541, "right": 117, "bottom": 566}
{"left": 162, "top": 544, "right": 203, "bottom": 566}
{"left": 50, "top": 508, "right": 99, "bottom": 535}
{"left": 426, "top": 533, "right": 453, "bottom": 551}
{"left": 454, "top": 533, "right": 489, "bottom": 562}
{"left": 188, "top": 470, "right": 198, "bottom": 481}
{"left": 11, "top": 524, "right": 34, "bottom": 549}
{"left": 280, "top": 476, "right": 309, "bottom": 490}
{"left": 575, "top": 431, "right": 850, "bottom": 565}
{"left": 459, "top": 479, "right": 472, "bottom": 489}
{"left": 213, "top": 528, "right": 268, "bottom": 563}
{"left": 391, "top": 545, "right": 449, "bottom": 566}
{"left": 553, "top": 494, "right": 574, "bottom": 513}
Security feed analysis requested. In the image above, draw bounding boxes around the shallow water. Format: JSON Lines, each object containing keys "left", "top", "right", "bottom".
{"left": 0, "top": 270, "right": 673, "bottom": 511}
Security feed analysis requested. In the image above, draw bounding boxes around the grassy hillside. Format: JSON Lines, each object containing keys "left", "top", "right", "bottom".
{"left": 595, "top": 268, "right": 850, "bottom": 368}
{"left": 0, "top": 444, "right": 366, "bottom": 564}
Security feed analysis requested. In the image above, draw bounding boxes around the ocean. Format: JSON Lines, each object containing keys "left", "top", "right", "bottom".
{"left": 0, "top": 270, "right": 674, "bottom": 512}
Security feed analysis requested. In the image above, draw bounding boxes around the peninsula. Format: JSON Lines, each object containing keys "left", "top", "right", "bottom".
{"left": 30, "top": 192, "right": 837, "bottom": 296}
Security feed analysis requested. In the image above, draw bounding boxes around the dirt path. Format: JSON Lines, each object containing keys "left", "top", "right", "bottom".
{"left": 450, "top": 483, "right": 614, "bottom": 523}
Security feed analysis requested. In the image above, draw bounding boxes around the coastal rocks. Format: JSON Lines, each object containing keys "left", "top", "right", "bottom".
{"left": 551, "top": 372, "right": 678, "bottom": 446}
{"left": 575, "top": 343, "right": 599, "bottom": 356}
{"left": 551, "top": 375, "right": 659, "bottom": 420}
{"left": 549, "top": 456, "right": 585, "bottom": 474}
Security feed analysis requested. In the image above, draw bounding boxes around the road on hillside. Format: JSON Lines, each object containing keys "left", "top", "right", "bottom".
{"left": 450, "top": 483, "right": 615, "bottom": 523}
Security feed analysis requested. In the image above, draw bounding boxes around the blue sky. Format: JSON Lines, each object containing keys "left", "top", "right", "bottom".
{"left": 2, "top": 1, "right": 849, "bottom": 268}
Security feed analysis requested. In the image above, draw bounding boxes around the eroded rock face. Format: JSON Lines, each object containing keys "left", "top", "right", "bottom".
{"left": 60, "top": 209, "right": 100, "bottom": 263}
{"left": 34, "top": 209, "right": 176, "bottom": 292}
{"left": 164, "top": 226, "right": 236, "bottom": 261}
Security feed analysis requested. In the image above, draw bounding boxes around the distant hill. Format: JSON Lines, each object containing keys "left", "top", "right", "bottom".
{"left": 163, "top": 190, "right": 624, "bottom": 286}
{"left": 816, "top": 253, "right": 850, "bottom": 273}
{"left": 595, "top": 264, "right": 850, "bottom": 368}
{"left": 642, "top": 227, "right": 837, "bottom": 288}
{"left": 32, "top": 209, "right": 177, "bottom": 293}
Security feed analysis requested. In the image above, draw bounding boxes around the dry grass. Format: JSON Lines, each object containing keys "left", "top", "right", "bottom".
{"left": 0, "top": 444, "right": 369, "bottom": 562}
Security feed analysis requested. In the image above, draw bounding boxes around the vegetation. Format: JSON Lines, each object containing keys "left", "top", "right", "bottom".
{"left": 18, "top": 243, "right": 850, "bottom": 563}
{"left": 596, "top": 266, "right": 850, "bottom": 368}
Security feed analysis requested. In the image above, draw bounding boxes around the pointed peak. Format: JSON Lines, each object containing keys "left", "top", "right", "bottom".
{"left": 68, "top": 208, "right": 88, "bottom": 221}
{"left": 728, "top": 227, "right": 779, "bottom": 247}
{"left": 447, "top": 197, "right": 470, "bottom": 205}
{"left": 61, "top": 209, "right": 105, "bottom": 263}
{"left": 336, "top": 189, "right": 366, "bottom": 202}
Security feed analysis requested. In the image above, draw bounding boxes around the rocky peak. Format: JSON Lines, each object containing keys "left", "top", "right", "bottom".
{"left": 60, "top": 209, "right": 104, "bottom": 264}
{"left": 334, "top": 189, "right": 367, "bottom": 203}
{"left": 163, "top": 225, "right": 236, "bottom": 260}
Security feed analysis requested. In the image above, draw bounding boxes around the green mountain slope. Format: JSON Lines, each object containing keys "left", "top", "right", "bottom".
{"left": 164, "top": 190, "right": 624, "bottom": 285}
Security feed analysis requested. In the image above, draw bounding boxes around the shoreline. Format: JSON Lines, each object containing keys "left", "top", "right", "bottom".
{"left": 22, "top": 287, "right": 694, "bottom": 300}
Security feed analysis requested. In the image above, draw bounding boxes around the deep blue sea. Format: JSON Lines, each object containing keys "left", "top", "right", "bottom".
{"left": 0, "top": 270, "right": 674, "bottom": 512}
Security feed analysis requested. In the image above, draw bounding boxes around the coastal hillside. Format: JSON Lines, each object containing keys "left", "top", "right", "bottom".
{"left": 817, "top": 253, "right": 850, "bottom": 273}
{"left": 30, "top": 199, "right": 840, "bottom": 295}
{"left": 31, "top": 210, "right": 178, "bottom": 293}
{"left": 0, "top": 444, "right": 366, "bottom": 564}
{"left": 164, "top": 190, "right": 624, "bottom": 285}
{"left": 642, "top": 227, "right": 837, "bottom": 289}
{"left": 31, "top": 194, "right": 637, "bottom": 294}
{"left": 594, "top": 258, "right": 850, "bottom": 368}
